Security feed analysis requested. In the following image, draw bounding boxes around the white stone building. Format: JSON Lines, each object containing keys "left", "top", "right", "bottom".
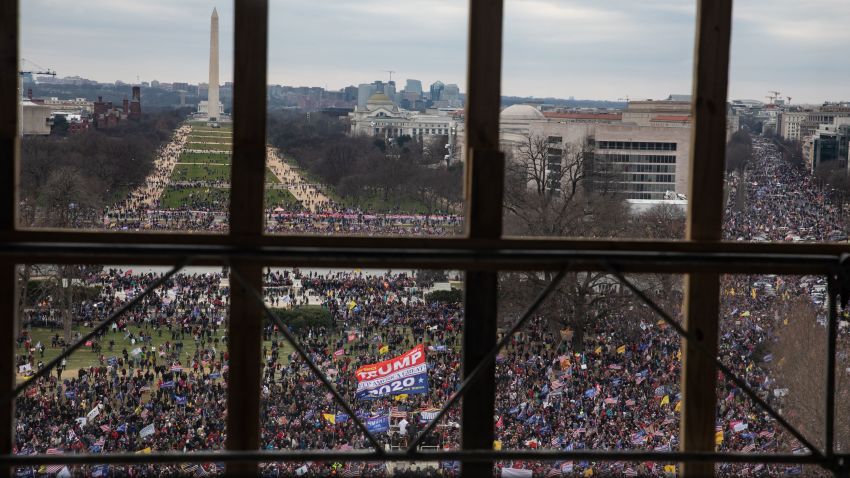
{"left": 348, "top": 93, "right": 460, "bottom": 141}
{"left": 496, "top": 104, "right": 692, "bottom": 200}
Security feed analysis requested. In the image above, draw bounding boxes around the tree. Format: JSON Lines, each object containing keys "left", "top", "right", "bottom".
{"left": 501, "top": 132, "right": 641, "bottom": 350}
{"left": 725, "top": 130, "right": 753, "bottom": 172}
{"left": 51, "top": 115, "right": 69, "bottom": 136}
{"left": 770, "top": 297, "right": 850, "bottom": 473}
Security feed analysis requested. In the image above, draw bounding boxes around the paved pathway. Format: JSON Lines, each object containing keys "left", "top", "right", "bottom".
{"left": 266, "top": 147, "right": 332, "bottom": 212}
{"left": 123, "top": 125, "right": 192, "bottom": 209}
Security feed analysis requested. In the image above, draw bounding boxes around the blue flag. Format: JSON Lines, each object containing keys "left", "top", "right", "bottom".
{"left": 366, "top": 415, "right": 390, "bottom": 433}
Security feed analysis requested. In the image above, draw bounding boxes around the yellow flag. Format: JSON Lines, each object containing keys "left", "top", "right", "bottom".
{"left": 751, "top": 288, "right": 757, "bottom": 299}
{"left": 594, "top": 346, "right": 602, "bottom": 354}
{"left": 379, "top": 345, "right": 389, "bottom": 354}
{"left": 660, "top": 395, "right": 670, "bottom": 406}
{"left": 730, "top": 287, "right": 735, "bottom": 296}
{"left": 617, "top": 345, "right": 626, "bottom": 354}
{"left": 323, "top": 413, "right": 336, "bottom": 424}
{"left": 347, "top": 300, "right": 357, "bottom": 310}
{"left": 664, "top": 464, "right": 677, "bottom": 473}
{"left": 674, "top": 401, "right": 682, "bottom": 412}
{"left": 394, "top": 394, "right": 408, "bottom": 401}
{"left": 493, "top": 440, "right": 502, "bottom": 451}
{"left": 136, "top": 447, "right": 152, "bottom": 454}
{"left": 584, "top": 468, "right": 594, "bottom": 477}
{"left": 715, "top": 431, "right": 724, "bottom": 444}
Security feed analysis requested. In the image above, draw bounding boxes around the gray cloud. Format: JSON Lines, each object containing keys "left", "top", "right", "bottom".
{"left": 20, "top": 0, "right": 848, "bottom": 103}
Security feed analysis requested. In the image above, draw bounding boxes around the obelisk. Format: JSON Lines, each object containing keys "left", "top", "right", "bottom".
{"left": 208, "top": 8, "right": 219, "bottom": 121}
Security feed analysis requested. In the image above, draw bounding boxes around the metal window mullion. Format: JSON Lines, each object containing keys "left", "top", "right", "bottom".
{"left": 462, "top": 0, "right": 505, "bottom": 476}
{"left": 681, "top": 0, "right": 733, "bottom": 476}
{"left": 226, "top": 0, "right": 268, "bottom": 474}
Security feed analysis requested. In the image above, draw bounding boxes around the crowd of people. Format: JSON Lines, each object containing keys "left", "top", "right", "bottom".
{"left": 12, "top": 136, "right": 848, "bottom": 477}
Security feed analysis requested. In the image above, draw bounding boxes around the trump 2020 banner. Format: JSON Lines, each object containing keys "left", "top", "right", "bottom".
{"left": 355, "top": 344, "right": 429, "bottom": 400}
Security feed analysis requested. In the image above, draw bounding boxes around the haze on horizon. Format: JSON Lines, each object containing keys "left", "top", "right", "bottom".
{"left": 20, "top": 0, "right": 850, "bottom": 104}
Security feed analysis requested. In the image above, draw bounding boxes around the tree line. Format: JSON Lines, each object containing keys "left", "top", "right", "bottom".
{"left": 266, "top": 111, "right": 463, "bottom": 214}
{"left": 19, "top": 108, "right": 189, "bottom": 228}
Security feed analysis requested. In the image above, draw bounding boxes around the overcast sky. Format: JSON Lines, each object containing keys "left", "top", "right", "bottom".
{"left": 20, "top": 0, "right": 850, "bottom": 103}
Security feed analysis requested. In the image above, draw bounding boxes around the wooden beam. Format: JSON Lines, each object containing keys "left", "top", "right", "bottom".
{"left": 0, "top": 0, "right": 18, "bottom": 231}
{"left": 462, "top": 0, "right": 504, "bottom": 476}
{"left": 230, "top": 0, "right": 268, "bottom": 239}
{"left": 0, "top": 2, "right": 18, "bottom": 474}
{"left": 681, "top": 0, "right": 733, "bottom": 476}
{"left": 226, "top": 0, "right": 267, "bottom": 474}
{"left": 0, "top": 262, "right": 15, "bottom": 478}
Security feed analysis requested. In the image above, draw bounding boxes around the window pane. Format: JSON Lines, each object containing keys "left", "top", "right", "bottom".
{"left": 715, "top": 274, "right": 830, "bottom": 475}
{"left": 496, "top": 271, "right": 684, "bottom": 474}
{"left": 500, "top": 0, "right": 695, "bottom": 239}
{"left": 259, "top": 268, "right": 463, "bottom": 473}
{"left": 724, "top": 1, "right": 850, "bottom": 243}
{"left": 19, "top": 3, "right": 234, "bottom": 233}
{"left": 13, "top": 264, "right": 229, "bottom": 476}
{"left": 264, "top": 1, "right": 466, "bottom": 237}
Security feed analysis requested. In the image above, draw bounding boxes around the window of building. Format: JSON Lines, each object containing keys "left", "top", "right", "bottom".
{"left": 3, "top": 1, "right": 844, "bottom": 476}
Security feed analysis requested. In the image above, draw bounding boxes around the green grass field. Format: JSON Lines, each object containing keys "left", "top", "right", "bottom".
{"left": 160, "top": 187, "right": 229, "bottom": 209}
{"left": 17, "top": 324, "right": 295, "bottom": 381}
{"left": 161, "top": 186, "right": 286, "bottom": 209}
{"left": 188, "top": 122, "right": 233, "bottom": 131}
{"left": 187, "top": 136, "right": 232, "bottom": 144}
{"left": 185, "top": 142, "right": 232, "bottom": 152}
{"left": 178, "top": 152, "right": 231, "bottom": 165}
{"left": 172, "top": 163, "right": 231, "bottom": 182}
{"left": 265, "top": 189, "right": 301, "bottom": 209}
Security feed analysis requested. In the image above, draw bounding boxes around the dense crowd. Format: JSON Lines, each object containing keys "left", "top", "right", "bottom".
{"left": 12, "top": 136, "right": 848, "bottom": 477}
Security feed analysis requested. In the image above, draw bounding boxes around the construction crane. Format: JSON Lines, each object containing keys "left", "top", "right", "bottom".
{"left": 786, "top": 96, "right": 792, "bottom": 105}
{"left": 19, "top": 58, "right": 56, "bottom": 78}
{"left": 382, "top": 70, "right": 396, "bottom": 83}
{"left": 765, "top": 90, "right": 781, "bottom": 104}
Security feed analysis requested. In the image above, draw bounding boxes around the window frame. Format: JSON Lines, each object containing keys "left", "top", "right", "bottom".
{"left": 1, "top": 0, "right": 846, "bottom": 476}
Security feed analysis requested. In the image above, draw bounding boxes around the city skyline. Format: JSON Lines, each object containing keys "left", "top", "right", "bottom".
{"left": 19, "top": 0, "right": 850, "bottom": 104}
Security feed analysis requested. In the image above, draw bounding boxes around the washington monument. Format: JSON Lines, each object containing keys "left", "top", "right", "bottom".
{"left": 207, "top": 7, "right": 219, "bottom": 121}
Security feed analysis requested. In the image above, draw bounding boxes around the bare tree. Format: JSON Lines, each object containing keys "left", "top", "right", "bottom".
{"left": 500, "top": 132, "right": 645, "bottom": 350}
{"left": 771, "top": 297, "right": 850, "bottom": 462}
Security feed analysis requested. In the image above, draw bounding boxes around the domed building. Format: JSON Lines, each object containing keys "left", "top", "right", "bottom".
{"left": 500, "top": 104, "right": 546, "bottom": 121}
{"left": 499, "top": 104, "right": 547, "bottom": 143}
{"left": 365, "top": 93, "right": 399, "bottom": 114}
{"left": 348, "top": 92, "right": 461, "bottom": 150}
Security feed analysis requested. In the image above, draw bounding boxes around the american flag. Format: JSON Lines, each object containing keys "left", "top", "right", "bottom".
{"left": 654, "top": 443, "right": 671, "bottom": 452}
{"left": 341, "top": 467, "right": 361, "bottom": 478}
{"left": 624, "top": 467, "right": 639, "bottom": 476}
{"left": 100, "top": 425, "right": 111, "bottom": 433}
{"left": 390, "top": 407, "right": 408, "bottom": 419}
{"left": 171, "top": 364, "right": 183, "bottom": 372}
{"left": 741, "top": 443, "right": 756, "bottom": 453}
{"left": 44, "top": 448, "right": 64, "bottom": 474}
{"left": 545, "top": 468, "right": 562, "bottom": 477}
{"left": 758, "top": 430, "right": 775, "bottom": 439}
